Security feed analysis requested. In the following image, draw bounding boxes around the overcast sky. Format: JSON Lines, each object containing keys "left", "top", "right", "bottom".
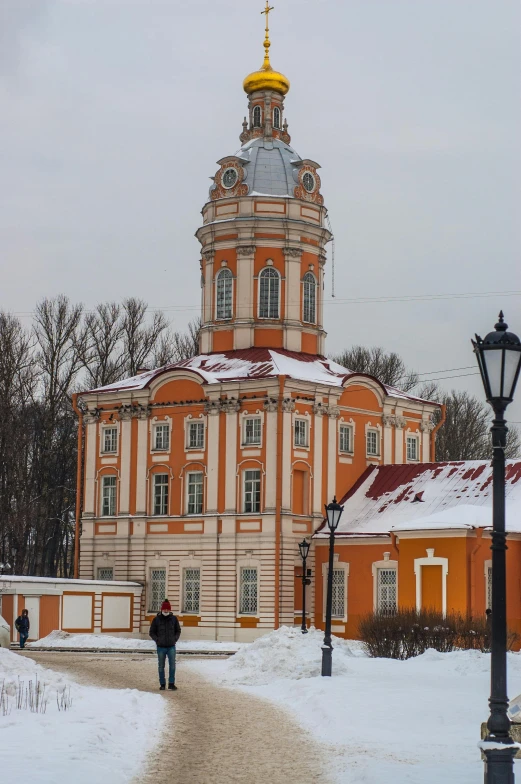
{"left": 1, "top": 0, "right": 520, "bottom": 420}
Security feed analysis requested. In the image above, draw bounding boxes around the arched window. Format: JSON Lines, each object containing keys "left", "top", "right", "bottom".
{"left": 273, "top": 107, "right": 281, "bottom": 129}
{"left": 302, "top": 272, "right": 316, "bottom": 324}
{"left": 253, "top": 106, "right": 262, "bottom": 127}
{"left": 216, "top": 268, "right": 233, "bottom": 320}
{"left": 259, "top": 268, "right": 280, "bottom": 319}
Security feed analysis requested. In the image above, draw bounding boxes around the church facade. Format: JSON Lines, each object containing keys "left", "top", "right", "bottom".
{"left": 74, "top": 11, "right": 441, "bottom": 640}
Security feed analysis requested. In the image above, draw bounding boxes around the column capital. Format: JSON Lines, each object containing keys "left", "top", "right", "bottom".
{"left": 236, "top": 245, "right": 256, "bottom": 256}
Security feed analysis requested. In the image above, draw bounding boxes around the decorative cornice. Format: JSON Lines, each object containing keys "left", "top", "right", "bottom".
{"left": 395, "top": 416, "right": 407, "bottom": 429}
{"left": 204, "top": 400, "right": 222, "bottom": 416}
{"left": 117, "top": 404, "right": 151, "bottom": 421}
{"left": 312, "top": 402, "right": 327, "bottom": 416}
{"left": 327, "top": 405, "right": 341, "bottom": 419}
{"left": 84, "top": 408, "right": 101, "bottom": 425}
{"left": 281, "top": 398, "right": 295, "bottom": 413}
{"left": 382, "top": 414, "right": 395, "bottom": 427}
{"left": 202, "top": 250, "right": 215, "bottom": 261}
{"left": 420, "top": 419, "right": 435, "bottom": 432}
{"left": 283, "top": 247, "right": 302, "bottom": 258}
{"left": 263, "top": 398, "right": 279, "bottom": 413}
{"left": 236, "top": 245, "right": 256, "bottom": 256}
{"left": 222, "top": 398, "right": 241, "bottom": 414}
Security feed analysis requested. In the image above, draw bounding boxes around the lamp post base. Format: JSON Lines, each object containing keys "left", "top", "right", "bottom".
{"left": 483, "top": 747, "right": 516, "bottom": 783}
{"left": 301, "top": 627, "right": 308, "bottom": 634}
{"left": 321, "top": 645, "right": 332, "bottom": 677}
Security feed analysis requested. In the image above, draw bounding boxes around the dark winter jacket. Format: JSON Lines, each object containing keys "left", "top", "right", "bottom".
{"left": 149, "top": 613, "right": 181, "bottom": 648}
{"left": 15, "top": 615, "right": 30, "bottom": 635}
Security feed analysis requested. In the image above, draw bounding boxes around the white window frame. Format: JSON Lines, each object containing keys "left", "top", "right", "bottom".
{"left": 253, "top": 105, "right": 262, "bottom": 127}
{"left": 152, "top": 473, "right": 169, "bottom": 516}
{"left": 153, "top": 422, "right": 170, "bottom": 452}
{"left": 258, "top": 267, "right": 281, "bottom": 320}
{"left": 148, "top": 566, "right": 167, "bottom": 613}
{"left": 339, "top": 424, "right": 353, "bottom": 454}
{"left": 414, "top": 548, "right": 449, "bottom": 617}
{"left": 406, "top": 434, "right": 419, "bottom": 462}
{"left": 243, "top": 416, "right": 262, "bottom": 446}
{"left": 182, "top": 567, "right": 201, "bottom": 615}
{"left": 239, "top": 566, "right": 259, "bottom": 615}
{"left": 101, "top": 425, "right": 118, "bottom": 454}
{"left": 294, "top": 418, "right": 309, "bottom": 449}
{"left": 187, "top": 421, "right": 205, "bottom": 450}
{"left": 273, "top": 106, "right": 281, "bottom": 129}
{"left": 322, "top": 559, "right": 349, "bottom": 622}
{"left": 302, "top": 271, "right": 316, "bottom": 324}
{"left": 366, "top": 428, "right": 380, "bottom": 457}
{"left": 100, "top": 475, "right": 117, "bottom": 517}
{"left": 243, "top": 468, "right": 261, "bottom": 513}
{"left": 186, "top": 471, "right": 204, "bottom": 515}
{"left": 97, "top": 567, "right": 114, "bottom": 581}
{"left": 215, "top": 267, "right": 233, "bottom": 320}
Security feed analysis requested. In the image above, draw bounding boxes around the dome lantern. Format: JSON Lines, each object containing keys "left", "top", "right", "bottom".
{"left": 243, "top": 2, "right": 290, "bottom": 96}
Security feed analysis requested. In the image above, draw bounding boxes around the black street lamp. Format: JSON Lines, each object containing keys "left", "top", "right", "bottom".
{"left": 298, "top": 539, "right": 311, "bottom": 634}
{"left": 322, "top": 496, "right": 344, "bottom": 677}
{"left": 472, "top": 311, "right": 521, "bottom": 783}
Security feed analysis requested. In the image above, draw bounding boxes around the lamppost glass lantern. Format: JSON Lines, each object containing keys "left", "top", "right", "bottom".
{"left": 472, "top": 312, "right": 521, "bottom": 410}
{"left": 298, "top": 539, "right": 310, "bottom": 561}
{"left": 325, "top": 496, "right": 343, "bottom": 533}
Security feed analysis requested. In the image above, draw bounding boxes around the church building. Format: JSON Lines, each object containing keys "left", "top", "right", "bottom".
{"left": 74, "top": 7, "right": 441, "bottom": 640}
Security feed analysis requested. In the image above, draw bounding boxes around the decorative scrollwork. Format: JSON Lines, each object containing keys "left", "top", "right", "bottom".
{"left": 204, "top": 400, "right": 222, "bottom": 416}
{"left": 327, "top": 405, "right": 341, "bottom": 419}
{"left": 281, "top": 398, "right": 295, "bottom": 413}
{"left": 283, "top": 247, "right": 302, "bottom": 258}
{"left": 236, "top": 245, "right": 256, "bottom": 256}
{"left": 222, "top": 398, "right": 241, "bottom": 414}
{"left": 263, "top": 398, "right": 279, "bottom": 413}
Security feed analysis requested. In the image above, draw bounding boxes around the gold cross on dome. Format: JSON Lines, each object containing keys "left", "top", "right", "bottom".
{"left": 261, "top": 2, "right": 274, "bottom": 67}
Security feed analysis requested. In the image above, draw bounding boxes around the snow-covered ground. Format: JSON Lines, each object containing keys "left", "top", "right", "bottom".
{"left": 0, "top": 647, "right": 165, "bottom": 784}
{"left": 185, "top": 626, "right": 521, "bottom": 783}
{"left": 28, "top": 630, "right": 247, "bottom": 652}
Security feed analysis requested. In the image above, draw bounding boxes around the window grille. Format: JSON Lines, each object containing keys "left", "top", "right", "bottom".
{"left": 273, "top": 107, "right": 281, "bottom": 129}
{"left": 187, "top": 472, "right": 203, "bottom": 515}
{"left": 294, "top": 419, "right": 308, "bottom": 448}
{"left": 101, "top": 475, "right": 117, "bottom": 516}
{"left": 244, "top": 417, "right": 261, "bottom": 445}
{"left": 302, "top": 272, "right": 316, "bottom": 324}
{"left": 377, "top": 568, "right": 397, "bottom": 615}
{"left": 339, "top": 425, "right": 352, "bottom": 453}
{"left": 154, "top": 424, "right": 170, "bottom": 451}
{"left": 183, "top": 568, "right": 200, "bottom": 614}
{"left": 240, "top": 567, "right": 258, "bottom": 614}
{"left": 97, "top": 567, "right": 113, "bottom": 581}
{"left": 406, "top": 437, "right": 418, "bottom": 461}
{"left": 149, "top": 568, "right": 166, "bottom": 613}
{"left": 153, "top": 474, "right": 169, "bottom": 516}
{"left": 259, "top": 268, "right": 280, "bottom": 319}
{"left": 366, "top": 430, "right": 379, "bottom": 456}
{"left": 487, "top": 566, "right": 492, "bottom": 611}
{"left": 102, "top": 427, "right": 118, "bottom": 453}
{"left": 188, "top": 422, "right": 205, "bottom": 450}
{"left": 253, "top": 105, "right": 261, "bottom": 127}
{"left": 216, "top": 268, "right": 233, "bottom": 320}
{"left": 331, "top": 568, "right": 346, "bottom": 618}
{"left": 244, "top": 469, "right": 261, "bottom": 513}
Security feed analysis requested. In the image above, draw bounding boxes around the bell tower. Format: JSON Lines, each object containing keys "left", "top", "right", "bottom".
{"left": 196, "top": 3, "right": 332, "bottom": 356}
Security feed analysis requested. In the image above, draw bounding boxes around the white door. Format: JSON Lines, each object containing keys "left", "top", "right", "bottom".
{"left": 23, "top": 596, "right": 40, "bottom": 641}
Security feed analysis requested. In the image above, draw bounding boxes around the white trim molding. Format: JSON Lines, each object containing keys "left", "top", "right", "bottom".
{"left": 413, "top": 548, "right": 449, "bottom": 617}
{"left": 371, "top": 554, "right": 398, "bottom": 613}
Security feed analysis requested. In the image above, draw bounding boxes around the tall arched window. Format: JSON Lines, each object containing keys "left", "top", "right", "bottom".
{"left": 259, "top": 268, "right": 280, "bottom": 319}
{"left": 273, "top": 107, "right": 281, "bottom": 129}
{"left": 216, "top": 268, "right": 233, "bottom": 320}
{"left": 303, "top": 272, "right": 316, "bottom": 324}
{"left": 253, "top": 106, "right": 262, "bottom": 127}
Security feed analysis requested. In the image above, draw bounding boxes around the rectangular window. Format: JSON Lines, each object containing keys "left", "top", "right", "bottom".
{"left": 366, "top": 430, "right": 379, "bottom": 456}
{"left": 339, "top": 425, "right": 352, "bottom": 454}
{"left": 331, "top": 568, "right": 346, "bottom": 618}
{"left": 102, "top": 427, "right": 118, "bottom": 453}
{"left": 97, "top": 567, "right": 114, "bottom": 581}
{"left": 377, "top": 568, "right": 397, "bottom": 615}
{"left": 294, "top": 419, "right": 308, "bottom": 448}
{"left": 101, "top": 475, "right": 117, "bottom": 516}
{"left": 240, "top": 567, "right": 258, "bottom": 615}
{"left": 244, "top": 469, "right": 261, "bottom": 513}
{"left": 487, "top": 566, "right": 492, "bottom": 611}
{"left": 188, "top": 421, "right": 205, "bottom": 450}
{"left": 244, "top": 417, "right": 261, "bottom": 445}
{"left": 153, "top": 474, "right": 169, "bottom": 516}
{"left": 154, "top": 424, "right": 170, "bottom": 451}
{"left": 406, "top": 436, "right": 418, "bottom": 461}
{"left": 183, "top": 568, "right": 200, "bottom": 614}
{"left": 187, "top": 472, "right": 203, "bottom": 515}
{"left": 149, "top": 568, "right": 166, "bottom": 613}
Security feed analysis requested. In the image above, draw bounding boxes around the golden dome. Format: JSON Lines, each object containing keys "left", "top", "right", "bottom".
{"left": 243, "top": 2, "right": 289, "bottom": 96}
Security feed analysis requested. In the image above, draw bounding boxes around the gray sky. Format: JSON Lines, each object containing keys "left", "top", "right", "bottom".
{"left": 1, "top": 0, "right": 520, "bottom": 421}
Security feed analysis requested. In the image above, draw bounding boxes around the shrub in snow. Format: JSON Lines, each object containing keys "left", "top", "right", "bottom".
{"left": 359, "top": 608, "right": 520, "bottom": 660}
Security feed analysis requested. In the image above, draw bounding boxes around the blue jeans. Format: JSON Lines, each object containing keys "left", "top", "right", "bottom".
{"left": 157, "top": 646, "right": 176, "bottom": 686}
{"left": 20, "top": 633, "right": 29, "bottom": 649}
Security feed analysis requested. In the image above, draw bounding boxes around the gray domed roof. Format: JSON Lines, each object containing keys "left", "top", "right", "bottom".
{"left": 211, "top": 137, "right": 303, "bottom": 199}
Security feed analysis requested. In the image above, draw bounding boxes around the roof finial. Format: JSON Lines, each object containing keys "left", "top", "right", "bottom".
{"left": 261, "top": 1, "right": 274, "bottom": 70}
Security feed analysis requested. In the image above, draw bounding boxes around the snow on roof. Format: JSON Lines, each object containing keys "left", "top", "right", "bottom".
{"left": 317, "top": 461, "right": 521, "bottom": 537}
{"left": 82, "top": 348, "right": 437, "bottom": 404}
{"left": 0, "top": 575, "right": 142, "bottom": 587}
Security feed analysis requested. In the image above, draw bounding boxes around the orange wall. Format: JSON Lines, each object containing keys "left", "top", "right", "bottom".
{"left": 40, "top": 595, "right": 60, "bottom": 639}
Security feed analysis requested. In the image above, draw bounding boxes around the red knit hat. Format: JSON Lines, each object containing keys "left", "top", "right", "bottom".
{"left": 161, "top": 600, "right": 171, "bottom": 611}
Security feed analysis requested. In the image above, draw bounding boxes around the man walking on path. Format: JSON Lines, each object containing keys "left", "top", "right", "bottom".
{"left": 149, "top": 600, "right": 181, "bottom": 690}
{"left": 15, "top": 608, "right": 30, "bottom": 648}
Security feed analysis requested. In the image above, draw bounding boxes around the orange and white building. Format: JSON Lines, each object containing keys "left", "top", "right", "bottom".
{"left": 74, "top": 12, "right": 441, "bottom": 640}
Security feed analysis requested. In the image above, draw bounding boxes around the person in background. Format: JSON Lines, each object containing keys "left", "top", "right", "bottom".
{"left": 15, "top": 608, "right": 30, "bottom": 648}
{"left": 149, "top": 599, "right": 181, "bottom": 690}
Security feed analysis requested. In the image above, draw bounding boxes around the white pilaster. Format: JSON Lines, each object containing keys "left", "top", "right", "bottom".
{"left": 264, "top": 405, "right": 278, "bottom": 512}
{"left": 313, "top": 411, "right": 323, "bottom": 513}
{"left": 383, "top": 416, "right": 393, "bottom": 465}
{"left": 135, "top": 417, "right": 148, "bottom": 515}
{"left": 206, "top": 412, "right": 220, "bottom": 513}
{"left": 225, "top": 411, "right": 238, "bottom": 512}
{"left": 119, "top": 418, "right": 132, "bottom": 514}
{"left": 84, "top": 421, "right": 97, "bottom": 515}
{"left": 281, "top": 405, "right": 293, "bottom": 512}
{"left": 327, "top": 413, "right": 337, "bottom": 501}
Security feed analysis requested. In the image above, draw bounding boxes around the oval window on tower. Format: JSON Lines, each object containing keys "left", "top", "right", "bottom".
{"left": 222, "top": 168, "right": 238, "bottom": 189}
{"left": 273, "top": 107, "right": 281, "bottom": 129}
{"left": 253, "top": 106, "right": 262, "bottom": 127}
{"left": 302, "top": 172, "right": 315, "bottom": 193}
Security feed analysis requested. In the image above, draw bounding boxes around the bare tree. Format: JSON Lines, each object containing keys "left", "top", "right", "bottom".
{"left": 121, "top": 298, "right": 169, "bottom": 376}
{"left": 331, "top": 345, "right": 419, "bottom": 392}
{"left": 77, "top": 302, "right": 124, "bottom": 389}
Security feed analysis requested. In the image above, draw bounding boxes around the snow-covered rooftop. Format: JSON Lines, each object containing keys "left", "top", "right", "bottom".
{"left": 316, "top": 461, "right": 521, "bottom": 537}
{"left": 82, "top": 348, "right": 436, "bottom": 404}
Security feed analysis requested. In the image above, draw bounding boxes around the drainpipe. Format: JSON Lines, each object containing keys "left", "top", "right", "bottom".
{"left": 274, "top": 375, "right": 286, "bottom": 630}
{"left": 430, "top": 403, "right": 446, "bottom": 462}
{"left": 469, "top": 528, "right": 483, "bottom": 618}
{"left": 71, "top": 394, "right": 83, "bottom": 579}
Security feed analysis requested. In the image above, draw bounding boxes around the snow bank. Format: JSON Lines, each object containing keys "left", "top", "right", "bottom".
{"left": 29, "top": 629, "right": 246, "bottom": 652}
{"left": 0, "top": 648, "right": 165, "bottom": 784}
{"left": 221, "top": 626, "right": 364, "bottom": 685}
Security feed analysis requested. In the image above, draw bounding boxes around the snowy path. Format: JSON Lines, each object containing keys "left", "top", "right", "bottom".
{"left": 27, "top": 651, "right": 329, "bottom": 784}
